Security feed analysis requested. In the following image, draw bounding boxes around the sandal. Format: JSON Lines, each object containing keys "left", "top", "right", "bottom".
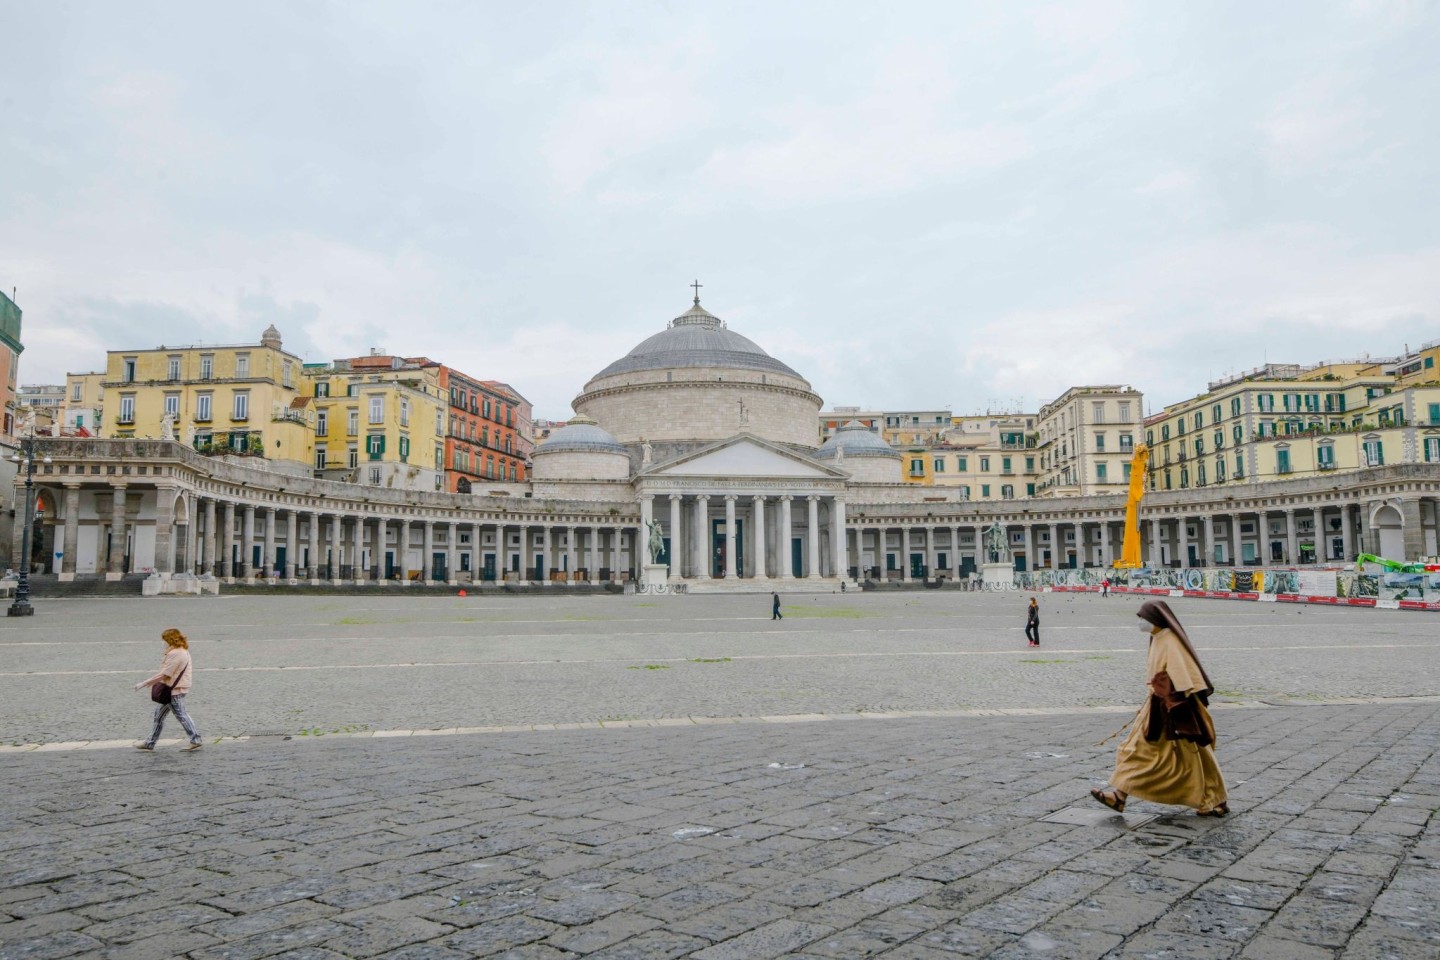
{"left": 1089, "top": 788, "right": 1125, "bottom": 813}
{"left": 1197, "top": 802, "right": 1229, "bottom": 817}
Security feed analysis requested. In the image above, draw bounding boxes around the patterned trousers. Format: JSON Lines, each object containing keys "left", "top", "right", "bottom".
{"left": 146, "top": 693, "right": 201, "bottom": 746}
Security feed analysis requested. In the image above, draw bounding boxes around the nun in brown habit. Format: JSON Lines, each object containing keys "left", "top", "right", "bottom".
{"left": 1091, "top": 600, "right": 1229, "bottom": 816}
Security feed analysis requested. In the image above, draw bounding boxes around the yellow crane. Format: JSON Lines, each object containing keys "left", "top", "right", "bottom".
{"left": 1113, "top": 442, "right": 1150, "bottom": 569}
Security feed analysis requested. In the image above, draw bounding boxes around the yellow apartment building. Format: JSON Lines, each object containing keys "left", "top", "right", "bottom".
{"left": 1033, "top": 386, "right": 1144, "bottom": 497}
{"left": 919, "top": 414, "right": 1039, "bottom": 500}
{"left": 303, "top": 353, "right": 447, "bottom": 492}
{"left": 102, "top": 325, "right": 311, "bottom": 474}
{"left": 1147, "top": 344, "right": 1440, "bottom": 492}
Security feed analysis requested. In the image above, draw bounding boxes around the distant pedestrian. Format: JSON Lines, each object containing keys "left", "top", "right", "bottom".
{"left": 134, "top": 628, "right": 203, "bottom": 751}
{"left": 1090, "top": 601, "right": 1228, "bottom": 817}
{"left": 772, "top": 592, "right": 783, "bottom": 620}
{"left": 1101, "top": 577, "right": 1110, "bottom": 598}
{"left": 1025, "top": 598, "right": 1040, "bottom": 646}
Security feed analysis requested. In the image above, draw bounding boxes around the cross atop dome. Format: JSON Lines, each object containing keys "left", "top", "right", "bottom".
{"left": 690, "top": 279, "right": 703, "bottom": 305}
{"left": 670, "top": 281, "right": 725, "bottom": 329}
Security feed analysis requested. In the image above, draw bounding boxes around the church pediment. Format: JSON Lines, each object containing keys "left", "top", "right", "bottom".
{"left": 642, "top": 435, "right": 843, "bottom": 479}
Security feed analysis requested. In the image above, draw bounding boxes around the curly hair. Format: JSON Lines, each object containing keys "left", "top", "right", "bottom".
{"left": 161, "top": 628, "right": 189, "bottom": 649}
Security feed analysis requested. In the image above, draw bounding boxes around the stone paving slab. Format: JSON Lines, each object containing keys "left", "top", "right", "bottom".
{"left": 1, "top": 702, "right": 1436, "bottom": 958}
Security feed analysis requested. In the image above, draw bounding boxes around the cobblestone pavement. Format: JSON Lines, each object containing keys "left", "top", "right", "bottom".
{"left": 2, "top": 704, "right": 1438, "bottom": 959}
{"left": 1, "top": 593, "right": 1437, "bottom": 745}
{"left": 1, "top": 595, "right": 1438, "bottom": 958}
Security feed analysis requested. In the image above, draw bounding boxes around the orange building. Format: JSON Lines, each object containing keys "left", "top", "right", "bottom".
{"left": 439, "top": 367, "right": 529, "bottom": 492}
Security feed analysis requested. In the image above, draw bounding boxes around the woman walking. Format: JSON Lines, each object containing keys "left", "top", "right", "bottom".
{"left": 134, "top": 628, "right": 203, "bottom": 751}
{"left": 1090, "top": 600, "right": 1227, "bottom": 816}
{"left": 1025, "top": 598, "right": 1040, "bottom": 646}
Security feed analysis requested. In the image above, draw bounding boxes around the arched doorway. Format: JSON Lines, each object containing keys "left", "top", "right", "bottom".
{"left": 1371, "top": 503, "right": 1404, "bottom": 559}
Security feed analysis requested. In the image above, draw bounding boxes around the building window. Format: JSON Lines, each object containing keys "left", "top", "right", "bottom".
{"left": 1429, "top": 403, "right": 1440, "bottom": 425}
{"left": 1363, "top": 438, "right": 1384, "bottom": 466}
{"left": 1276, "top": 448, "right": 1291, "bottom": 474}
{"left": 369, "top": 466, "right": 381, "bottom": 485}
{"left": 315, "top": 381, "right": 329, "bottom": 398}
{"left": 1123, "top": 462, "right": 1132, "bottom": 481}
{"left": 164, "top": 393, "right": 180, "bottom": 418}
{"left": 232, "top": 391, "right": 249, "bottom": 420}
{"left": 1161, "top": 425, "right": 1170, "bottom": 441}
{"left": 122, "top": 358, "right": 136, "bottom": 383}
{"left": 436, "top": 409, "right": 443, "bottom": 435}
{"left": 1235, "top": 454, "right": 1244, "bottom": 479}
{"left": 933, "top": 458, "right": 945, "bottom": 472}
{"left": 981, "top": 484, "right": 991, "bottom": 498}
{"left": 959, "top": 485, "right": 970, "bottom": 500}
{"left": 200, "top": 355, "right": 213, "bottom": 380}
{"left": 235, "top": 354, "right": 249, "bottom": 378}
{"left": 1193, "top": 412, "right": 1203, "bottom": 430}
{"left": 283, "top": 363, "right": 292, "bottom": 388}
{"left": 1002, "top": 457, "right": 1012, "bottom": 473}
{"left": 399, "top": 398, "right": 410, "bottom": 428}
{"left": 1001, "top": 484, "right": 1014, "bottom": 499}
{"left": 909, "top": 459, "right": 924, "bottom": 477}
{"left": 399, "top": 436, "right": 410, "bottom": 462}
{"left": 1196, "top": 463, "right": 1207, "bottom": 486}
{"left": 957, "top": 456, "right": 968, "bottom": 471}
{"left": 71, "top": 382, "right": 82, "bottom": 402}
{"left": 1119, "top": 402, "right": 1130, "bottom": 422}
{"left": 1231, "top": 397, "right": 1242, "bottom": 417}
{"left": 980, "top": 457, "right": 990, "bottom": 472}
{"left": 1092, "top": 402, "right": 1105, "bottom": 423}
{"left": 118, "top": 394, "right": 135, "bottom": 424}
{"left": 1119, "top": 434, "right": 1133, "bottom": 453}
{"left": 1425, "top": 437, "right": 1440, "bottom": 462}
{"left": 196, "top": 393, "right": 212, "bottom": 421}
{"left": 317, "top": 410, "right": 328, "bottom": 434}
{"left": 347, "top": 444, "right": 358, "bottom": 469}
{"left": 367, "top": 434, "right": 385, "bottom": 459}
{"left": 347, "top": 409, "right": 358, "bottom": 434}
{"left": 167, "top": 356, "right": 181, "bottom": 380}
{"left": 1094, "top": 433, "right": 1105, "bottom": 452}
{"left": 1194, "top": 437, "right": 1204, "bottom": 455}
{"left": 1216, "top": 457, "right": 1226, "bottom": 481}
{"left": 1258, "top": 394, "right": 1273, "bottom": 412}
{"left": 369, "top": 396, "right": 384, "bottom": 424}
{"left": 315, "top": 445, "right": 327, "bottom": 470}
{"left": 1318, "top": 443, "right": 1335, "bottom": 468}
{"left": 1096, "top": 462, "right": 1107, "bottom": 482}
{"left": 1214, "top": 430, "right": 1224, "bottom": 449}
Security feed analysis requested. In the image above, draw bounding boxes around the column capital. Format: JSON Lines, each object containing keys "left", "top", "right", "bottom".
{"left": 780, "top": 495, "right": 793, "bottom": 503}
{"left": 668, "top": 493, "right": 683, "bottom": 502}
{"left": 724, "top": 494, "right": 737, "bottom": 502}
{"left": 696, "top": 494, "right": 711, "bottom": 502}
{"left": 640, "top": 494, "right": 655, "bottom": 504}
{"left": 806, "top": 494, "right": 820, "bottom": 502}
{"left": 753, "top": 494, "right": 767, "bottom": 503}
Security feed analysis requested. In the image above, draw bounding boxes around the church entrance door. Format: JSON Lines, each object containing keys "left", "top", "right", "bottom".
{"left": 710, "top": 519, "right": 744, "bottom": 577}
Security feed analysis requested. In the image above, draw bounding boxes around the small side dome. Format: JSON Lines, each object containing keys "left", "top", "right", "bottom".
{"left": 534, "top": 414, "right": 628, "bottom": 455}
{"left": 261, "top": 324, "right": 282, "bottom": 349}
{"left": 816, "top": 421, "right": 901, "bottom": 460}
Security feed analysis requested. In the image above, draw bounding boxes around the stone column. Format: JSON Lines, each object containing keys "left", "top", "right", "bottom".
{"left": 543, "top": 525, "right": 555, "bottom": 584}
{"left": 284, "top": 510, "right": 298, "bottom": 579}
{"left": 832, "top": 498, "right": 846, "bottom": 579}
{"left": 240, "top": 505, "right": 255, "bottom": 578}
{"left": 1046, "top": 523, "right": 1058, "bottom": 569}
{"left": 258, "top": 508, "right": 274, "bottom": 579}
{"left": 472, "top": 522, "right": 482, "bottom": 580}
{"left": 445, "top": 522, "right": 458, "bottom": 584}
{"left": 420, "top": 520, "right": 434, "bottom": 583}
{"left": 1401, "top": 498, "right": 1425, "bottom": 560}
{"left": 925, "top": 526, "right": 937, "bottom": 578}
{"left": 668, "top": 494, "right": 682, "bottom": 580}
{"left": 107, "top": 485, "right": 129, "bottom": 577}
{"left": 753, "top": 495, "right": 767, "bottom": 579}
{"left": 806, "top": 496, "right": 822, "bottom": 579}
{"left": 60, "top": 484, "right": 80, "bottom": 578}
{"left": 1177, "top": 517, "right": 1189, "bottom": 568}
{"left": 900, "top": 525, "right": 911, "bottom": 582}
{"left": 585, "top": 526, "right": 597, "bottom": 584}
{"left": 1285, "top": 508, "right": 1297, "bottom": 565}
{"left": 951, "top": 525, "right": 962, "bottom": 575}
{"left": 355, "top": 516, "right": 368, "bottom": 582}
{"left": 610, "top": 525, "right": 621, "bottom": 581}
{"left": 221, "top": 502, "right": 236, "bottom": 579}
{"left": 695, "top": 495, "right": 712, "bottom": 579}
{"left": 1021, "top": 525, "right": 1032, "bottom": 573}
{"left": 302, "top": 512, "right": 316, "bottom": 580}
{"left": 1230, "top": 513, "right": 1243, "bottom": 567}
{"left": 972, "top": 525, "right": 984, "bottom": 571}
{"left": 563, "top": 525, "right": 575, "bottom": 582}
{"left": 203, "top": 498, "right": 217, "bottom": 577}
{"left": 724, "top": 495, "right": 738, "bottom": 579}
{"left": 1148, "top": 518, "right": 1161, "bottom": 567}
{"left": 328, "top": 515, "right": 341, "bottom": 582}
{"left": 779, "top": 496, "right": 794, "bottom": 580}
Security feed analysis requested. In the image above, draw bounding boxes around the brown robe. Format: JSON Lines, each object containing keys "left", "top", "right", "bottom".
{"left": 1110, "top": 627, "right": 1227, "bottom": 811}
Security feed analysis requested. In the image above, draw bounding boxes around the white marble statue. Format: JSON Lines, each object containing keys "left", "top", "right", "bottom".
{"left": 160, "top": 412, "right": 176, "bottom": 441}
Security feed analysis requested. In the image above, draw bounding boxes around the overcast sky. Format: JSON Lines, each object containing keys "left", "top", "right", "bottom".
{"left": 3, "top": 1, "right": 1437, "bottom": 421}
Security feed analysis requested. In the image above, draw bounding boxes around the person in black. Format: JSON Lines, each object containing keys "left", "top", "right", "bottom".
{"left": 772, "top": 592, "right": 783, "bottom": 620}
{"left": 1025, "top": 598, "right": 1040, "bottom": 646}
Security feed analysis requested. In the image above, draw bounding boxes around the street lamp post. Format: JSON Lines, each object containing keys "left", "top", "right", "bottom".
{"left": 8, "top": 430, "right": 50, "bottom": 617}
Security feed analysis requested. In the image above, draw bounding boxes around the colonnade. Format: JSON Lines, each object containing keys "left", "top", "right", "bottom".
{"left": 638, "top": 491, "right": 846, "bottom": 581}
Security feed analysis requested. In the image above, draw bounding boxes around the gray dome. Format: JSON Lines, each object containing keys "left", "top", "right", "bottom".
{"left": 591, "top": 299, "right": 804, "bottom": 380}
{"left": 534, "top": 416, "right": 627, "bottom": 455}
{"left": 817, "top": 421, "right": 901, "bottom": 459}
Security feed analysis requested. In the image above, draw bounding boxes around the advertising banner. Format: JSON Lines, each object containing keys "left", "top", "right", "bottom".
{"left": 1296, "top": 570, "right": 1337, "bottom": 597}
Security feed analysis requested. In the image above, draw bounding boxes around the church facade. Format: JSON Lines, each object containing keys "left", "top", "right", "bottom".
{"left": 12, "top": 296, "right": 1440, "bottom": 589}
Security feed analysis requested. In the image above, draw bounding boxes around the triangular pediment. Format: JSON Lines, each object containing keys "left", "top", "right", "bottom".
{"left": 644, "top": 435, "right": 843, "bottom": 479}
